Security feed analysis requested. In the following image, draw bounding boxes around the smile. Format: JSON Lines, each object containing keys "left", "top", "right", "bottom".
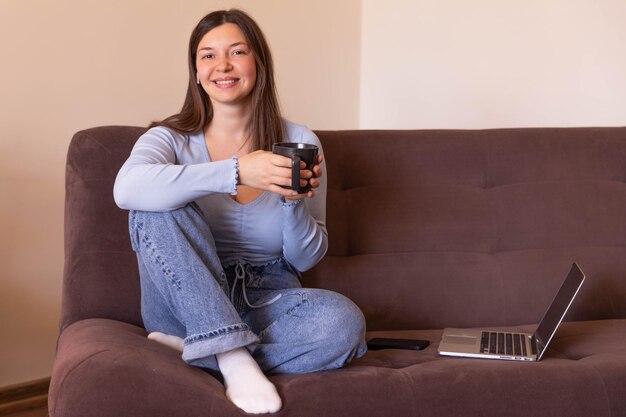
{"left": 212, "top": 78, "right": 239, "bottom": 87}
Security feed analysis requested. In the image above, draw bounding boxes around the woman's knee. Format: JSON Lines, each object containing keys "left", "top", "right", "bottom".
{"left": 130, "top": 203, "right": 205, "bottom": 232}
{"left": 129, "top": 203, "right": 212, "bottom": 253}
{"left": 309, "top": 289, "right": 366, "bottom": 350}
{"left": 250, "top": 288, "right": 366, "bottom": 374}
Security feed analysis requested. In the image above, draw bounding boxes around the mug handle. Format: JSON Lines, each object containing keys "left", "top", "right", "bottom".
{"left": 291, "top": 155, "right": 301, "bottom": 191}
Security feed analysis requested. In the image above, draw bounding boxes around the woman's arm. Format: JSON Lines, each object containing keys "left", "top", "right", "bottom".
{"left": 280, "top": 127, "right": 328, "bottom": 271}
{"left": 113, "top": 127, "right": 238, "bottom": 211}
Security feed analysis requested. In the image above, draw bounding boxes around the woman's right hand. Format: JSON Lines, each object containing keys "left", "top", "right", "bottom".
{"left": 237, "top": 150, "right": 302, "bottom": 197}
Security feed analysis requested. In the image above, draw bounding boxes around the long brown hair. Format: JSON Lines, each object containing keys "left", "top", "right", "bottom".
{"left": 151, "top": 9, "right": 284, "bottom": 151}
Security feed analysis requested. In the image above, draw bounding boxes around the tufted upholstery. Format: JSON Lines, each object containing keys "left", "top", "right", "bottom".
{"left": 307, "top": 128, "right": 626, "bottom": 331}
{"left": 50, "top": 126, "right": 626, "bottom": 417}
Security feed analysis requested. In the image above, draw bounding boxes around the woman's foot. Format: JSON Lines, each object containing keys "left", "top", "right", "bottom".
{"left": 149, "top": 333, "right": 280, "bottom": 413}
{"left": 217, "top": 348, "right": 282, "bottom": 414}
{"left": 147, "top": 332, "right": 184, "bottom": 351}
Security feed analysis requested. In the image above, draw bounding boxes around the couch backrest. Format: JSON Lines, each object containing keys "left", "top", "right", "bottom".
{"left": 62, "top": 126, "right": 144, "bottom": 331}
{"left": 61, "top": 126, "right": 626, "bottom": 332}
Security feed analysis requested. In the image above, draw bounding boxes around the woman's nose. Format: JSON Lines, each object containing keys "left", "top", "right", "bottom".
{"left": 216, "top": 56, "right": 233, "bottom": 72}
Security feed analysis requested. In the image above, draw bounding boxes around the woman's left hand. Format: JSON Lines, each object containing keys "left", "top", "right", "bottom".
{"left": 284, "top": 154, "right": 324, "bottom": 202}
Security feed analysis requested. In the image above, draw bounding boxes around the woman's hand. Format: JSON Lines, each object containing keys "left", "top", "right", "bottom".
{"left": 284, "top": 154, "right": 324, "bottom": 202}
{"left": 237, "top": 151, "right": 323, "bottom": 200}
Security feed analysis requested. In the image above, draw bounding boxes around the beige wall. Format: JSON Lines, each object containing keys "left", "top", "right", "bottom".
{"left": 361, "top": 0, "right": 626, "bottom": 129}
{"left": 2, "top": 0, "right": 626, "bottom": 387}
{"left": 0, "top": 0, "right": 360, "bottom": 386}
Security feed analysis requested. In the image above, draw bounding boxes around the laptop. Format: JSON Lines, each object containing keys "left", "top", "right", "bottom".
{"left": 438, "top": 262, "right": 585, "bottom": 362}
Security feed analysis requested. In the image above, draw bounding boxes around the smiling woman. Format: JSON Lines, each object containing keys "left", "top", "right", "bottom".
{"left": 111, "top": 8, "right": 367, "bottom": 415}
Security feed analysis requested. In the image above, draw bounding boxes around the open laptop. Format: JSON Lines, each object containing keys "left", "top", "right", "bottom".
{"left": 438, "top": 263, "right": 585, "bottom": 362}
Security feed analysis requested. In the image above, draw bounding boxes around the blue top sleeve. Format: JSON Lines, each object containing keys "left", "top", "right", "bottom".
{"left": 113, "top": 127, "right": 238, "bottom": 211}
{"left": 279, "top": 126, "right": 328, "bottom": 271}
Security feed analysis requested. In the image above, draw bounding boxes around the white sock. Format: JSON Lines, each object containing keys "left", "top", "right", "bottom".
{"left": 148, "top": 333, "right": 280, "bottom": 413}
{"left": 147, "top": 332, "right": 184, "bottom": 352}
{"left": 217, "top": 348, "right": 282, "bottom": 414}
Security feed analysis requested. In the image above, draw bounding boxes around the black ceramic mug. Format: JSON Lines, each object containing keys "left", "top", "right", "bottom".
{"left": 272, "top": 142, "right": 319, "bottom": 193}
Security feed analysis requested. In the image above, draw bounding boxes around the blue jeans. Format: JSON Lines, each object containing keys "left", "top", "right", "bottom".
{"left": 129, "top": 203, "right": 367, "bottom": 374}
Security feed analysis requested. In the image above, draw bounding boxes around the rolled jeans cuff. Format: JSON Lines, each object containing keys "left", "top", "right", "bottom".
{"left": 182, "top": 324, "right": 260, "bottom": 367}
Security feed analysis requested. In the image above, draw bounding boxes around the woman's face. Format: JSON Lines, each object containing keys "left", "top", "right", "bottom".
{"left": 196, "top": 23, "right": 257, "bottom": 108}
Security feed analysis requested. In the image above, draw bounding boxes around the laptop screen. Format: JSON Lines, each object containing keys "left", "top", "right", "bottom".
{"left": 534, "top": 263, "right": 585, "bottom": 357}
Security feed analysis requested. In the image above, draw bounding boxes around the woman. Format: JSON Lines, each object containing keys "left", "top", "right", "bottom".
{"left": 113, "top": 9, "right": 366, "bottom": 414}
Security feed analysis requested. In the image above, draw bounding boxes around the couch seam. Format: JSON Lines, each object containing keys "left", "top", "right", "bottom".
{"left": 51, "top": 349, "right": 112, "bottom": 416}
{"left": 576, "top": 357, "right": 614, "bottom": 417}
{"left": 397, "top": 367, "right": 420, "bottom": 417}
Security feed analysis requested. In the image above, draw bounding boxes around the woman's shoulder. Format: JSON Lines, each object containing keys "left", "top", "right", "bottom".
{"left": 133, "top": 126, "right": 204, "bottom": 157}
{"left": 282, "top": 119, "right": 320, "bottom": 146}
{"left": 140, "top": 125, "right": 196, "bottom": 144}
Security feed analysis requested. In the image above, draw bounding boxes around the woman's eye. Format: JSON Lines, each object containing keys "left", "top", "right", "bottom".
{"left": 233, "top": 50, "right": 247, "bottom": 56}
{"left": 202, "top": 54, "right": 214, "bottom": 60}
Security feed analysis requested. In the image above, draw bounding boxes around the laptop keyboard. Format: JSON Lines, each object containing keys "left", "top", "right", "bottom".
{"left": 480, "top": 332, "right": 529, "bottom": 356}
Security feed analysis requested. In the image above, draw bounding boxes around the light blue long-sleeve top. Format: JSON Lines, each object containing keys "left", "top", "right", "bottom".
{"left": 113, "top": 120, "right": 328, "bottom": 272}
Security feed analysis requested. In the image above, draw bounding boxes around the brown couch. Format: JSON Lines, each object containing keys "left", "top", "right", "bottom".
{"left": 49, "top": 126, "right": 626, "bottom": 417}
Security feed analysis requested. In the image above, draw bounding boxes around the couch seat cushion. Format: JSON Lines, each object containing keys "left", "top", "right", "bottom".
{"left": 50, "top": 318, "right": 626, "bottom": 417}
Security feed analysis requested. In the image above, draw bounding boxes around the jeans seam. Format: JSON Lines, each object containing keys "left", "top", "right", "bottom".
{"left": 184, "top": 323, "right": 252, "bottom": 345}
{"left": 129, "top": 211, "right": 140, "bottom": 252}
{"left": 139, "top": 229, "right": 182, "bottom": 290}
